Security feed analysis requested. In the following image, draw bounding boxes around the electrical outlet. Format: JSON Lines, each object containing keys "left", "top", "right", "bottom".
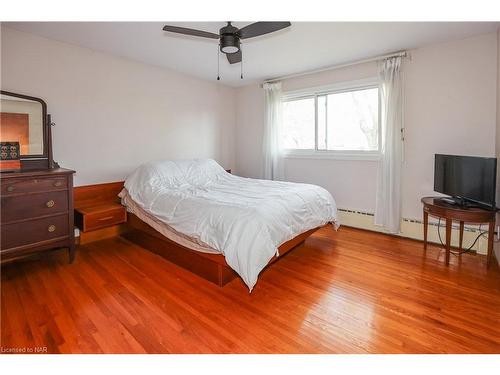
{"left": 497, "top": 225, "right": 500, "bottom": 241}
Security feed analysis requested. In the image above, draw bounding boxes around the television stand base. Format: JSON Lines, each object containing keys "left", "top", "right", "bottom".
{"left": 440, "top": 197, "right": 457, "bottom": 205}
{"left": 438, "top": 197, "right": 481, "bottom": 209}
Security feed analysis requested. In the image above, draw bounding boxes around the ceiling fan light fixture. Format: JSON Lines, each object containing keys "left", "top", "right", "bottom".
{"left": 221, "top": 45, "right": 239, "bottom": 54}
{"left": 220, "top": 34, "right": 240, "bottom": 54}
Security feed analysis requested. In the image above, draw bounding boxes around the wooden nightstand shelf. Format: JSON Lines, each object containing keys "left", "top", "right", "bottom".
{"left": 75, "top": 202, "right": 126, "bottom": 232}
{"left": 74, "top": 181, "right": 127, "bottom": 244}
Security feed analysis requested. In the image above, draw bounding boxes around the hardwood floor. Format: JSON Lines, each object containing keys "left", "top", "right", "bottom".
{"left": 1, "top": 226, "right": 500, "bottom": 353}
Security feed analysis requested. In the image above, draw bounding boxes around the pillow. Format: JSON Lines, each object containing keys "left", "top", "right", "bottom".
{"left": 124, "top": 158, "right": 226, "bottom": 196}
{"left": 180, "top": 159, "right": 227, "bottom": 186}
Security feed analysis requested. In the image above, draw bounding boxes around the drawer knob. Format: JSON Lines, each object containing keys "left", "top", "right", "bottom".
{"left": 54, "top": 181, "right": 63, "bottom": 187}
{"left": 48, "top": 224, "right": 56, "bottom": 232}
{"left": 46, "top": 200, "right": 55, "bottom": 208}
{"left": 7, "top": 186, "right": 14, "bottom": 192}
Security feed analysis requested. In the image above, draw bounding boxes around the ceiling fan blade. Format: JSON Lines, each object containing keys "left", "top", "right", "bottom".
{"left": 226, "top": 50, "right": 242, "bottom": 64}
{"left": 238, "top": 22, "right": 291, "bottom": 39}
{"left": 162, "top": 25, "right": 219, "bottom": 39}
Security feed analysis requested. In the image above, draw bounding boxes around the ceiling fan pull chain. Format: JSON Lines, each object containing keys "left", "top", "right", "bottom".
{"left": 240, "top": 43, "right": 243, "bottom": 79}
{"left": 217, "top": 44, "right": 220, "bottom": 81}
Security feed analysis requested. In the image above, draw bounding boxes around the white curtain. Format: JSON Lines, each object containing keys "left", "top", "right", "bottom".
{"left": 374, "top": 56, "right": 404, "bottom": 233}
{"left": 262, "top": 81, "right": 285, "bottom": 180}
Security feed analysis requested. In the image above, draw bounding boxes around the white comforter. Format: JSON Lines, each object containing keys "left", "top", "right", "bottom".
{"left": 124, "top": 159, "right": 339, "bottom": 291}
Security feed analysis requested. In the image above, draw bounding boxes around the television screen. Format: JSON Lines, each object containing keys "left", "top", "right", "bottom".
{"left": 434, "top": 154, "right": 497, "bottom": 209}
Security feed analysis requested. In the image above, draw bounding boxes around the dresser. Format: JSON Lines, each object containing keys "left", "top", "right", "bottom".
{"left": 1, "top": 168, "right": 76, "bottom": 264}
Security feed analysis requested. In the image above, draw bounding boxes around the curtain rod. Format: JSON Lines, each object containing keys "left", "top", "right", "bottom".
{"left": 262, "top": 50, "right": 408, "bottom": 84}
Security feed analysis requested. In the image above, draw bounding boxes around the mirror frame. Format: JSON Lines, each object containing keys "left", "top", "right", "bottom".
{"left": 1, "top": 90, "right": 52, "bottom": 170}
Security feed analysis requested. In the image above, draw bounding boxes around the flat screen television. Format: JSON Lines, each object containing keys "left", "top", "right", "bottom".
{"left": 434, "top": 154, "right": 497, "bottom": 210}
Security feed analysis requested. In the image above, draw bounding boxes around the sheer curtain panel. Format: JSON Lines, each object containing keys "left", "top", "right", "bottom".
{"left": 374, "top": 56, "right": 404, "bottom": 233}
{"left": 262, "top": 82, "right": 285, "bottom": 180}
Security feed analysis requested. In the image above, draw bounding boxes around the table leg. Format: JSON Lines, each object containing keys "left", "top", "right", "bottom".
{"left": 445, "top": 218, "right": 452, "bottom": 266}
{"left": 487, "top": 221, "right": 494, "bottom": 269}
{"left": 423, "top": 209, "right": 428, "bottom": 250}
{"left": 459, "top": 221, "right": 464, "bottom": 251}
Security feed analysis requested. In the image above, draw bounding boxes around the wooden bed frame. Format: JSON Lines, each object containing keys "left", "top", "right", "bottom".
{"left": 122, "top": 213, "right": 320, "bottom": 287}
{"left": 74, "top": 180, "right": 322, "bottom": 287}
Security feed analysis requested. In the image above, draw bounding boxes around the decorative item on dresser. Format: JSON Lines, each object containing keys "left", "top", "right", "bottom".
{"left": 0, "top": 141, "right": 21, "bottom": 171}
{"left": 0, "top": 90, "right": 75, "bottom": 264}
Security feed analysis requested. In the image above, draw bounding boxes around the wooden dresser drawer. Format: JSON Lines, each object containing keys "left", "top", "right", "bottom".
{"left": 1, "top": 214, "right": 69, "bottom": 250}
{"left": 1, "top": 191, "right": 69, "bottom": 223}
{"left": 1, "top": 176, "right": 67, "bottom": 196}
{"left": 78, "top": 205, "right": 127, "bottom": 232}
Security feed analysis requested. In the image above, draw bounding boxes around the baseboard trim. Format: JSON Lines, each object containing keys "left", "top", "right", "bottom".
{"left": 337, "top": 208, "right": 488, "bottom": 254}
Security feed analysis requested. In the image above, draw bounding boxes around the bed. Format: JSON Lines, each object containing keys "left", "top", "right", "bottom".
{"left": 120, "top": 159, "right": 339, "bottom": 291}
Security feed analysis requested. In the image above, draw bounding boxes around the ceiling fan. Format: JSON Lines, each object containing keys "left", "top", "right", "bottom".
{"left": 162, "top": 22, "right": 291, "bottom": 79}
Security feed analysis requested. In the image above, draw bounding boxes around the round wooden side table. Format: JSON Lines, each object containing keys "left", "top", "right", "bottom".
{"left": 421, "top": 197, "right": 495, "bottom": 267}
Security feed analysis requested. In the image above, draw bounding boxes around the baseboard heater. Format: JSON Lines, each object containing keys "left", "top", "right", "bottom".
{"left": 337, "top": 208, "right": 488, "bottom": 254}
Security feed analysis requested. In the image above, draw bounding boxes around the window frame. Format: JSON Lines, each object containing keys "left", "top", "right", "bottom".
{"left": 281, "top": 77, "right": 381, "bottom": 161}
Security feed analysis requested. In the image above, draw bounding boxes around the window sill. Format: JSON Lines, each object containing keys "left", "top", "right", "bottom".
{"left": 282, "top": 150, "right": 380, "bottom": 161}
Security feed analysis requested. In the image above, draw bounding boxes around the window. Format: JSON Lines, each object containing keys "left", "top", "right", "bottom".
{"left": 282, "top": 97, "right": 315, "bottom": 149}
{"left": 282, "top": 80, "right": 380, "bottom": 159}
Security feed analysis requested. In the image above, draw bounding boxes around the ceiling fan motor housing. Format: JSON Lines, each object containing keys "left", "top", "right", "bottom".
{"left": 219, "top": 22, "right": 240, "bottom": 54}
{"left": 220, "top": 34, "right": 240, "bottom": 54}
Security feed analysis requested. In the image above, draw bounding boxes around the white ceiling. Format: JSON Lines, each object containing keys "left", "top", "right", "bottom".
{"left": 5, "top": 22, "right": 499, "bottom": 87}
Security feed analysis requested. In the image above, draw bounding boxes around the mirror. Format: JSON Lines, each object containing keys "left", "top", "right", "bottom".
{"left": 0, "top": 92, "right": 46, "bottom": 157}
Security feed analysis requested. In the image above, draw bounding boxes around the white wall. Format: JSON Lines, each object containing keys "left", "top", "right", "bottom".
{"left": 235, "top": 84, "right": 265, "bottom": 179}
{"left": 403, "top": 32, "right": 497, "bottom": 219}
{"left": 236, "top": 32, "right": 498, "bottom": 221}
{"left": 1, "top": 27, "right": 236, "bottom": 186}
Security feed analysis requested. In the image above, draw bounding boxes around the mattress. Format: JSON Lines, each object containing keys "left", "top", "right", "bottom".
{"left": 119, "top": 189, "right": 220, "bottom": 254}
